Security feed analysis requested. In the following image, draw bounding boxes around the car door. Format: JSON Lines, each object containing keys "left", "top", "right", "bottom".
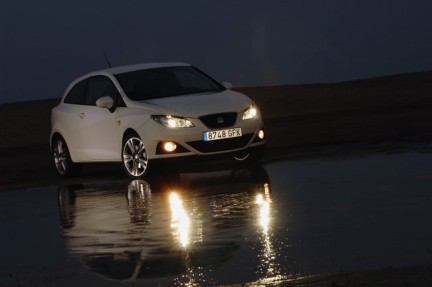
{"left": 77, "top": 76, "right": 122, "bottom": 161}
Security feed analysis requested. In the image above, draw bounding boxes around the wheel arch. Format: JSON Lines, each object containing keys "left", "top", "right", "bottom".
{"left": 51, "top": 132, "right": 82, "bottom": 177}
{"left": 122, "top": 128, "right": 139, "bottom": 142}
{"left": 50, "top": 132, "right": 64, "bottom": 151}
{"left": 50, "top": 132, "right": 78, "bottom": 163}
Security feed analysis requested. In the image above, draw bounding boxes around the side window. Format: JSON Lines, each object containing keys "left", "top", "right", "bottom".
{"left": 86, "top": 76, "right": 119, "bottom": 106}
{"left": 116, "top": 94, "right": 126, "bottom": 107}
{"left": 64, "top": 80, "right": 87, "bottom": 105}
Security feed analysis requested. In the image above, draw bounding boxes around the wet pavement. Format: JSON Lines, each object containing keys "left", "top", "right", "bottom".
{"left": 1, "top": 152, "right": 432, "bottom": 286}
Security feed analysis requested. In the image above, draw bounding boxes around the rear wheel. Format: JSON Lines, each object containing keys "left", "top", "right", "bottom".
{"left": 52, "top": 136, "right": 81, "bottom": 177}
{"left": 122, "top": 133, "right": 149, "bottom": 179}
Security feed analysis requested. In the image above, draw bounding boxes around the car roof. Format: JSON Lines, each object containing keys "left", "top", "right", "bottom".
{"left": 97, "top": 62, "right": 190, "bottom": 76}
{"left": 63, "top": 62, "right": 193, "bottom": 99}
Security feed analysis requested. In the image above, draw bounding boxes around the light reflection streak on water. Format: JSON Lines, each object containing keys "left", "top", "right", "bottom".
{"left": 256, "top": 193, "right": 270, "bottom": 233}
{"left": 176, "top": 258, "right": 208, "bottom": 287}
{"left": 169, "top": 192, "right": 190, "bottom": 248}
{"left": 169, "top": 192, "right": 208, "bottom": 287}
{"left": 255, "top": 183, "right": 282, "bottom": 282}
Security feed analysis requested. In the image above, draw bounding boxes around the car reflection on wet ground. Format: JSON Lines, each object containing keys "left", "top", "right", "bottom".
{"left": 1, "top": 153, "right": 432, "bottom": 286}
{"left": 57, "top": 167, "right": 275, "bottom": 285}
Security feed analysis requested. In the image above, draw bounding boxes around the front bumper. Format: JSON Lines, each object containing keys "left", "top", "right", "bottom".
{"left": 150, "top": 144, "right": 266, "bottom": 169}
{"left": 140, "top": 117, "right": 265, "bottom": 160}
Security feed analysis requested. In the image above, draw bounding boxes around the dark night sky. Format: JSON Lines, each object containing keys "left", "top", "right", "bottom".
{"left": 1, "top": 0, "right": 432, "bottom": 103}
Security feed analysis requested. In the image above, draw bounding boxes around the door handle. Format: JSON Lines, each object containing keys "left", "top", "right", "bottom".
{"left": 79, "top": 112, "right": 85, "bottom": 119}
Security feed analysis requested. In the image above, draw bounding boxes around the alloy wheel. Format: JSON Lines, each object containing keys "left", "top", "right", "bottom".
{"left": 53, "top": 138, "right": 68, "bottom": 175}
{"left": 123, "top": 136, "right": 148, "bottom": 178}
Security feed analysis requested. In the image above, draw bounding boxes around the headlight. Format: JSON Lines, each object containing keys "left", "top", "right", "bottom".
{"left": 152, "top": 115, "right": 195, "bottom": 128}
{"left": 242, "top": 105, "right": 258, "bottom": 120}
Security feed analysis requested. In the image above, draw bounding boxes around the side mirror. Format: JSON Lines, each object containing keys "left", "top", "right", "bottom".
{"left": 96, "top": 96, "right": 114, "bottom": 109}
{"left": 222, "top": 81, "right": 233, "bottom": 89}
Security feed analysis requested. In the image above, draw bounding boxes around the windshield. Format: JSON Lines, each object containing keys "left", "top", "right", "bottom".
{"left": 115, "top": 66, "right": 225, "bottom": 101}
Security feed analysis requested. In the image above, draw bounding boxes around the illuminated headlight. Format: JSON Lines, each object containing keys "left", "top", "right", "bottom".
{"left": 152, "top": 115, "right": 194, "bottom": 128}
{"left": 242, "top": 105, "right": 258, "bottom": 120}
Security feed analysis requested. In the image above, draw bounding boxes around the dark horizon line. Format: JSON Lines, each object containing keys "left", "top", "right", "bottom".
{"left": 2, "top": 69, "right": 432, "bottom": 105}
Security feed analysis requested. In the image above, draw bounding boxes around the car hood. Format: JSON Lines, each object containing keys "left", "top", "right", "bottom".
{"left": 126, "top": 89, "right": 252, "bottom": 118}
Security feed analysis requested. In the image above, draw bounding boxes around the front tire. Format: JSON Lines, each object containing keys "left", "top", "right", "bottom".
{"left": 122, "top": 133, "right": 149, "bottom": 179}
{"left": 52, "top": 136, "right": 81, "bottom": 177}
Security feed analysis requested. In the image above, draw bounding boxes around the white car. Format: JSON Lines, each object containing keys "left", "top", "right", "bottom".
{"left": 50, "top": 63, "right": 266, "bottom": 179}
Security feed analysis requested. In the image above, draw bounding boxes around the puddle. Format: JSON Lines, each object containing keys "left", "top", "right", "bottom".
{"left": 56, "top": 167, "right": 277, "bottom": 285}
{"left": 1, "top": 153, "right": 432, "bottom": 286}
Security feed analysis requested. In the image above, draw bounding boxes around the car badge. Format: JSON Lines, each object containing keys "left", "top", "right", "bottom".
{"left": 217, "top": 117, "right": 224, "bottom": 124}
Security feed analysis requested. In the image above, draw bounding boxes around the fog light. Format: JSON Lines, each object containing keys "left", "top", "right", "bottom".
{"left": 258, "top": 129, "right": 265, "bottom": 139}
{"left": 163, "top": 142, "right": 177, "bottom": 152}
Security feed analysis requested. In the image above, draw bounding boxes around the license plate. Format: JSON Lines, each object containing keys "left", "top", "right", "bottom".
{"left": 203, "top": 128, "right": 242, "bottom": 141}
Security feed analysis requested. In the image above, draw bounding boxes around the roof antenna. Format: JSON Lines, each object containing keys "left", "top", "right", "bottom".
{"left": 103, "top": 52, "right": 112, "bottom": 68}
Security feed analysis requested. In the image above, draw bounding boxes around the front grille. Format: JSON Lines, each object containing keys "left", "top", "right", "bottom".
{"left": 187, "top": 133, "right": 253, "bottom": 153}
{"left": 199, "top": 112, "right": 237, "bottom": 129}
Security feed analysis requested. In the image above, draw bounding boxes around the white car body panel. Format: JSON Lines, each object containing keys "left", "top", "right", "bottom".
{"left": 142, "top": 89, "right": 250, "bottom": 118}
{"left": 75, "top": 105, "right": 120, "bottom": 161}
